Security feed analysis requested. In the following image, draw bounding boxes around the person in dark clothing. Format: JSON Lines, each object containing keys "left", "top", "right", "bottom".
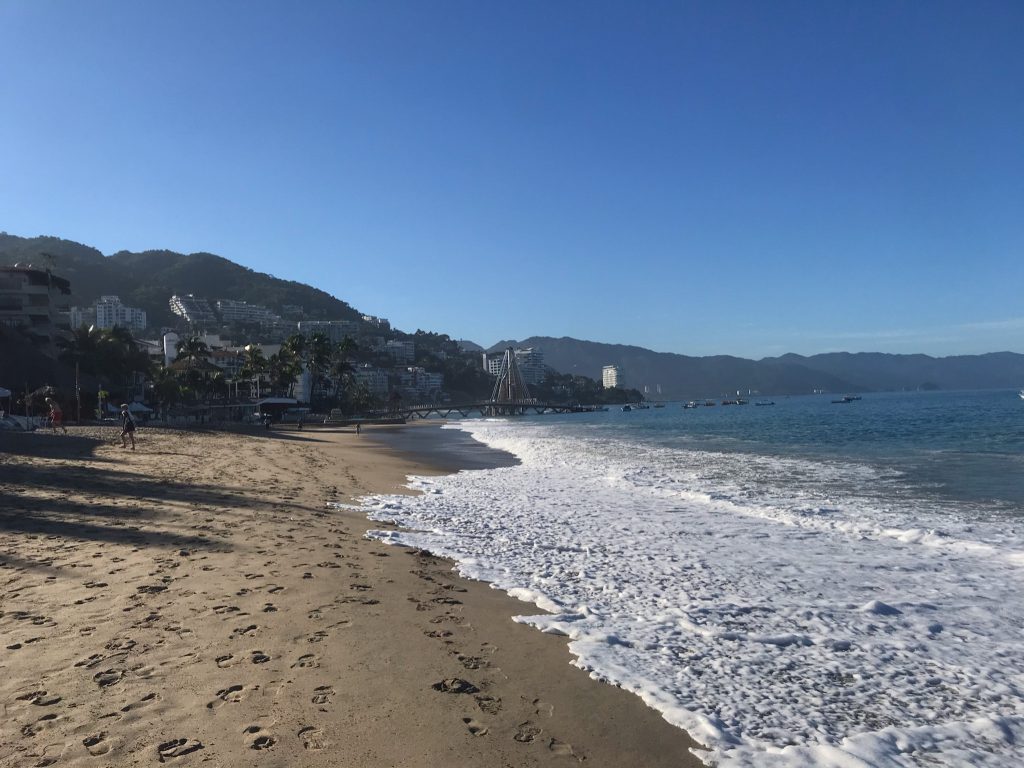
{"left": 120, "top": 403, "right": 136, "bottom": 450}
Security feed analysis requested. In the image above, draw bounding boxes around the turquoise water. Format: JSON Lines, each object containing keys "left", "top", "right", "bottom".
{"left": 553, "top": 389, "right": 1024, "bottom": 513}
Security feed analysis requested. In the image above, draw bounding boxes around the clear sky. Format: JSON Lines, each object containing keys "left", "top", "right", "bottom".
{"left": 1, "top": 1, "right": 1021, "bottom": 358}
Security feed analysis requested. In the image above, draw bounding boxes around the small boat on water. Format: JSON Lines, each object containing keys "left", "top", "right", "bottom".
{"left": 755, "top": 401, "right": 775, "bottom": 406}
{"left": 653, "top": 402, "right": 666, "bottom": 408}
{"left": 683, "top": 401, "right": 699, "bottom": 409}
{"left": 832, "top": 395, "right": 859, "bottom": 404}
{"left": 621, "top": 405, "right": 632, "bottom": 412}
{"left": 1019, "top": 389, "right": 1024, "bottom": 400}
{"left": 704, "top": 400, "right": 716, "bottom": 407}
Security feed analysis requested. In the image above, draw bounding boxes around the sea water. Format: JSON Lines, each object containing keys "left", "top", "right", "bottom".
{"left": 358, "top": 390, "right": 1024, "bottom": 767}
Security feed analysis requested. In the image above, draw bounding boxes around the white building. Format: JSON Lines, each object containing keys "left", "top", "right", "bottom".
{"left": 398, "top": 367, "right": 444, "bottom": 401}
{"left": 385, "top": 339, "right": 416, "bottom": 364}
{"left": 483, "top": 347, "right": 547, "bottom": 386}
{"left": 94, "top": 295, "right": 148, "bottom": 331}
{"left": 602, "top": 364, "right": 622, "bottom": 389}
{"left": 361, "top": 315, "right": 390, "bottom": 330}
{"left": 69, "top": 305, "right": 95, "bottom": 329}
{"left": 352, "top": 364, "right": 391, "bottom": 397}
{"left": 297, "top": 320, "right": 361, "bottom": 344}
{"left": 215, "top": 299, "right": 280, "bottom": 325}
{"left": 169, "top": 294, "right": 217, "bottom": 326}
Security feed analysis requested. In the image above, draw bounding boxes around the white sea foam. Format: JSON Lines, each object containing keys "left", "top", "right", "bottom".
{"left": 358, "top": 419, "right": 1024, "bottom": 766}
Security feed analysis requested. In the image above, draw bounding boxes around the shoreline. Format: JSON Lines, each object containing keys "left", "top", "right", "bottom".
{"left": 0, "top": 424, "right": 705, "bottom": 767}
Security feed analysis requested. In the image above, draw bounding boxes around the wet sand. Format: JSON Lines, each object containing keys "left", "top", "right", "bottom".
{"left": 0, "top": 424, "right": 705, "bottom": 767}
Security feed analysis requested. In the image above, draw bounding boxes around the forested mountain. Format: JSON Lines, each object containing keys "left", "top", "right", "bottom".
{"left": 4, "top": 232, "right": 1022, "bottom": 398}
{"left": 489, "top": 337, "right": 1024, "bottom": 398}
{"left": 0, "top": 233, "right": 361, "bottom": 327}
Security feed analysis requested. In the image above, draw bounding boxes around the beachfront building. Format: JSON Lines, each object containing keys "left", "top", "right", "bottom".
{"left": 69, "top": 305, "right": 95, "bottom": 329}
{"left": 169, "top": 294, "right": 217, "bottom": 326}
{"left": 215, "top": 299, "right": 280, "bottom": 325}
{"left": 398, "top": 367, "right": 444, "bottom": 402}
{"left": 602, "top": 364, "right": 622, "bottom": 389}
{"left": 352, "top": 364, "right": 391, "bottom": 397}
{"left": 483, "top": 347, "right": 548, "bottom": 386}
{"left": 94, "top": 295, "right": 148, "bottom": 331}
{"left": 0, "top": 265, "right": 72, "bottom": 348}
{"left": 385, "top": 339, "right": 416, "bottom": 364}
{"left": 297, "top": 319, "right": 361, "bottom": 344}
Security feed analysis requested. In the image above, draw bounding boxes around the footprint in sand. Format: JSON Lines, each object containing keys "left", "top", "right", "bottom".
{"left": 207, "top": 684, "right": 245, "bottom": 709}
{"left": 250, "top": 733, "right": 276, "bottom": 750}
{"left": 20, "top": 712, "right": 60, "bottom": 737}
{"left": 431, "top": 678, "right": 479, "bottom": 694}
{"left": 216, "top": 654, "right": 238, "bottom": 668}
{"left": 432, "top": 596, "right": 463, "bottom": 606}
{"left": 250, "top": 651, "right": 271, "bottom": 664}
{"left": 105, "top": 638, "right": 137, "bottom": 652}
{"left": 93, "top": 669, "right": 125, "bottom": 688}
{"left": 548, "top": 738, "right": 584, "bottom": 761}
{"left": 307, "top": 630, "right": 328, "bottom": 643}
{"left": 83, "top": 732, "right": 112, "bottom": 756}
{"left": 297, "top": 725, "right": 329, "bottom": 750}
{"left": 311, "top": 685, "right": 335, "bottom": 705}
{"left": 475, "top": 695, "right": 502, "bottom": 715}
{"left": 74, "top": 653, "right": 106, "bottom": 669}
{"left": 120, "top": 692, "right": 159, "bottom": 714}
{"left": 243, "top": 725, "right": 277, "bottom": 750}
{"left": 291, "top": 654, "right": 319, "bottom": 669}
{"left": 229, "top": 624, "right": 258, "bottom": 639}
{"left": 17, "top": 690, "right": 62, "bottom": 706}
{"left": 514, "top": 721, "right": 543, "bottom": 743}
{"left": 463, "top": 717, "right": 489, "bottom": 736}
{"left": 157, "top": 738, "right": 204, "bottom": 762}
{"left": 454, "top": 653, "right": 488, "bottom": 670}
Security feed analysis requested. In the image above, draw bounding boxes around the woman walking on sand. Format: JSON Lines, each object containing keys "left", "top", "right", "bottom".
{"left": 45, "top": 397, "right": 67, "bottom": 434}
{"left": 119, "top": 403, "right": 136, "bottom": 450}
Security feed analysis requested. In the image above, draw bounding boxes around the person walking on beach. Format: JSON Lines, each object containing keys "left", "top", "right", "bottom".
{"left": 45, "top": 397, "right": 67, "bottom": 434}
{"left": 119, "top": 403, "right": 136, "bottom": 450}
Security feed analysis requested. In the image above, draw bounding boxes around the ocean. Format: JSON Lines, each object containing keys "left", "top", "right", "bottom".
{"left": 359, "top": 390, "right": 1024, "bottom": 767}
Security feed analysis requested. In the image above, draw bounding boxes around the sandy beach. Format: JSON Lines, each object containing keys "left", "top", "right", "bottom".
{"left": 0, "top": 424, "right": 704, "bottom": 767}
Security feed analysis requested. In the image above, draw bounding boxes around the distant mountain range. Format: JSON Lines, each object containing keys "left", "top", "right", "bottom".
{"left": 4, "top": 231, "right": 1022, "bottom": 396}
{"left": 487, "top": 337, "right": 1024, "bottom": 397}
{"left": 0, "top": 233, "right": 360, "bottom": 328}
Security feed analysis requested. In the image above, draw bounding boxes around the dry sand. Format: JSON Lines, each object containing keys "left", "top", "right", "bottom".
{"left": 0, "top": 424, "right": 705, "bottom": 767}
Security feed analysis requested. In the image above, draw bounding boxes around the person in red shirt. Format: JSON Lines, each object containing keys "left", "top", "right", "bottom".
{"left": 45, "top": 397, "right": 67, "bottom": 434}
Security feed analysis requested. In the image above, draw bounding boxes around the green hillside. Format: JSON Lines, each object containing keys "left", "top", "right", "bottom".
{"left": 0, "top": 233, "right": 361, "bottom": 327}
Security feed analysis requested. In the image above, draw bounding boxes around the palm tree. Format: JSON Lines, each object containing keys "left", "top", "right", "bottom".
{"left": 306, "top": 332, "right": 333, "bottom": 407}
{"left": 267, "top": 348, "right": 301, "bottom": 397}
{"left": 57, "top": 325, "right": 104, "bottom": 375}
{"left": 329, "top": 336, "right": 359, "bottom": 399}
{"left": 175, "top": 337, "right": 210, "bottom": 369}
{"left": 150, "top": 366, "right": 181, "bottom": 417}
{"left": 239, "top": 346, "right": 268, "bottom": 398}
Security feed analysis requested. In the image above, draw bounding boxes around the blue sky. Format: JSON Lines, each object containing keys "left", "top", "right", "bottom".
{"left": 1, "top": 1, "right": 1021, "bottom": 358}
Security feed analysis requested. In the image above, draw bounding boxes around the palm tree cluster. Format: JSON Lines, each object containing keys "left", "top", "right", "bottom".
{"left": 237, "top": 332, "right": 363, "bottom": 410}
{"left": 58, "top": 325, "right": 151, "bottom": 385}
{"left": 56, "top": 326, "right": 370, "bottom": 417}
